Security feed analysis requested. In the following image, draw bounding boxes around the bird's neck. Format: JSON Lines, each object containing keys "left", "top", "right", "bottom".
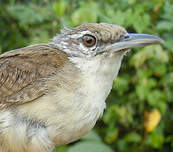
{"left": 69, "top": 53, "right": 124, "bottom": 116}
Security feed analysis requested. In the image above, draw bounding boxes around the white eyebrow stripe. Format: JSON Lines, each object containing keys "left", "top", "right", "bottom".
{"left": 69, "top": 31, "right": 94, "bottom": 39}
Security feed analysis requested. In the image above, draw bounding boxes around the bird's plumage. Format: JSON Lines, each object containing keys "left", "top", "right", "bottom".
{"left": 0, "top": 44, "right": 68, "bottom": 109}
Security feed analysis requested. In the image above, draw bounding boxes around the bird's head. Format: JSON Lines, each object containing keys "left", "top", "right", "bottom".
{"left": 52, "top": 23, "right": 163, "bottom": 58}
{"left": 51, "top": 23, "right": 163, "bottom": 115}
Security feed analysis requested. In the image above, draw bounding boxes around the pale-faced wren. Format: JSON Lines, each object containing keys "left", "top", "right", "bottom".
{"left": 0, "top": 23, "right": 163, "bottom": 152}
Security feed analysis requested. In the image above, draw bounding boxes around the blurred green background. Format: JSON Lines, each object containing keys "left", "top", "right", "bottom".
{"left": 0, "top": 0, "right": 173, "bottom": 152}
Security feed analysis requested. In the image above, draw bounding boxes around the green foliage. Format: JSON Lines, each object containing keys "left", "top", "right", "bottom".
{"left": 0, "top": 0, "right": 173, "bottom": 151}
{"left": 148, "top": 131, "right": 165, "bottom": 149}
{"left": 67, "top": 131, "right": 113, "bottom": 152}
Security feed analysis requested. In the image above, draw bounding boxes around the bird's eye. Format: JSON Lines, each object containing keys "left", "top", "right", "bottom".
{"left": 82, "top": 34, "right": 96, "bottom": 47}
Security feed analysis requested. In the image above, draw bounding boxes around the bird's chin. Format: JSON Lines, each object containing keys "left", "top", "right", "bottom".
{"left": 96, "top": 48, "right": 130, "bottom": 58}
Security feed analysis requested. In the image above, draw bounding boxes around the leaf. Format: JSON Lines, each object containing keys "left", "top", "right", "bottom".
{"left": 136, "top": 85, "right": 147, "bottom": 101}
{"left": 130, "top": 45, "right": 169, "bottom": 68}
{"left": 161, "top": 72, "right": 173, "bottom": 86}
{"left": 105, "top": 127, "right": 119, "bottom": 144}
{"left": 165, "top": 135, "right": 173, "bottom": 143}
{"left": 54, "top": 145, "right": 68, "bottom": 152}
{"left": 113, "top": 76, "right": 129, "bottom": 95}
{"left": 116, "top": 139, "right": 128, "bottom": 151}
{"left": 144, "top": 109, "right": 161, "bottom": 133}
{"left": 157, "top": 101, "right": 167, "bottom": 114}
{"left": 132, "top": 5, "right": 150, "bottom": 32}
{"left": 53, "top": 0, "right": 67, "bottom": 17}
{"left": 147, "top": 90, "right": 163, "bottom": 106}
{"left": 157, "top": 21, "right": 173, "bottom": 31}
{"left": 164, "top": 38, "right": 173, "bottom": 52}
{"left": 68, "top": 141, "right": 113, "bottom": 152}
{"left": 111, "top": 10, "right": 125, "bottom": 25}
{"left": 71, "top": 2, "right": 98, "bottom": 26}
{"left": 82, "top": 131, "right": 101, "bottom": 142}
{"left": 124, "top": 132, "right": 142, "bottom": 143}
{"left": 6, "top": 4, "right": 53, "bottom": 28}
{"left": 148, "top": 131, "right": 164, "bottom": 149}
{"left": 151, "top": 63, "right": 167, "bottom": 77}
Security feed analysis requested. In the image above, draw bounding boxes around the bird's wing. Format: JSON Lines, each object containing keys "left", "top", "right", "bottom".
{"left": 0, "top": 44, "right": 68, "bottom": 109}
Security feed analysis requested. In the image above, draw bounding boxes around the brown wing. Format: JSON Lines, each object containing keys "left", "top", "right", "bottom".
{"left": 0, "top": 44, "right": 68, "bottom": 109}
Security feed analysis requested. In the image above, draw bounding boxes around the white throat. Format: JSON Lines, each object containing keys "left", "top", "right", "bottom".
{"left": 69, "top": 53, "right": 124, "bottom": 117}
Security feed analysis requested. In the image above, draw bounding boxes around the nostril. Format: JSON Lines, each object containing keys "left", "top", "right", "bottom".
{"left": 119, "top": 34, "right": 130, "bottom": 41}
{"left": 124, "top": 35, "right": 129, "bottom": 39}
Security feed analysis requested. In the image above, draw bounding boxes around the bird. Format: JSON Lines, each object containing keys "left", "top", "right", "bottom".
{"left": 0, "top": 23, "right": 163, "bottom": 152}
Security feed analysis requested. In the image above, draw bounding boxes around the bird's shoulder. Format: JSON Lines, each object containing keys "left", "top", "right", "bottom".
{"left": 0, "top": 44, "right": 68, "bottom": 109}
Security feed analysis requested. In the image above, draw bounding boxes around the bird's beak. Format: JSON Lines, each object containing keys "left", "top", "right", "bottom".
{"left": 110, "top": 33, "right": 164, "bottom": 52}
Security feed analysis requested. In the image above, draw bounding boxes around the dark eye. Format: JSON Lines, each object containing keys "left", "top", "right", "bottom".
{"left": 82, "top": 34, "right": 96, "bottom": 47}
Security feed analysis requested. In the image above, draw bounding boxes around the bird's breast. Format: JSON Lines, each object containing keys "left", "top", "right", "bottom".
{"left": 14, "top": 54, "right": 124, "bottom": 145}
